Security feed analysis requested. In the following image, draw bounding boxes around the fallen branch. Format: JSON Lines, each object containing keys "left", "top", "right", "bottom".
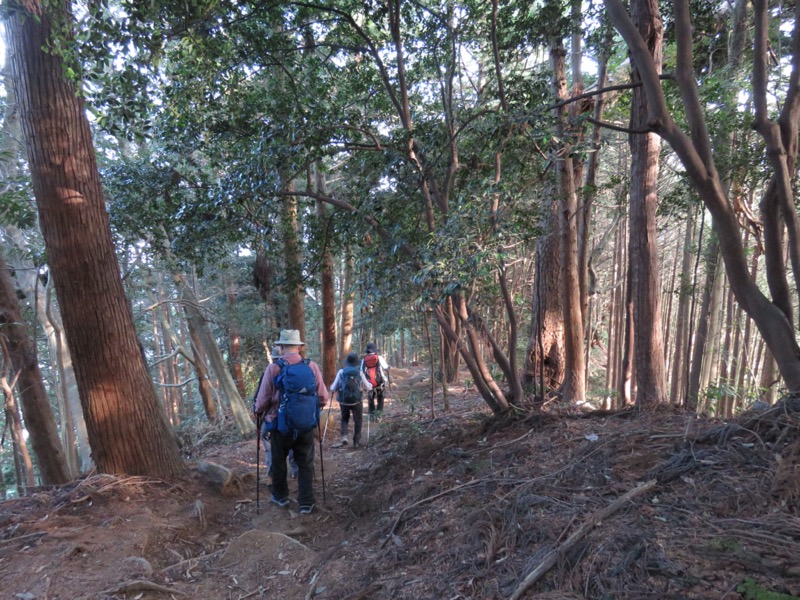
{"left": 159, "top": 549, "right": 224, "bottom": 573}
{"left": 99, "top": 579, "right": 187, "bottom": 596}
{"left": 0, "top": 531, "right": 47, "bottom": 546}
{"left": 508, "top": 479, "right": 657, "bottom": 600}
{"left": 467, "top": 429, "right": 534, "bottom": 456}
{"left": 383, "top": 479, "right": 485, "bottom": 545}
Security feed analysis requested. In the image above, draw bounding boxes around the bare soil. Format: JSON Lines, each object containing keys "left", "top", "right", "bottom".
{"left": 2, "top": 366, "right": 800, "bottom": 599}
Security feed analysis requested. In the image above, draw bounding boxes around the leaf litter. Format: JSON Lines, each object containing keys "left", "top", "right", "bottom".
{"left": 1, "top": 367, "right": 799, "bottom": 599}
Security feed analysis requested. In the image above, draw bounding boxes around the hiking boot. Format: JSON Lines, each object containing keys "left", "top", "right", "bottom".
{"left": 299, "top": 504, "right": 315, "bottom": 515}
{"left": 353, "top": 440, "right": 360, "bottom": 448}
{"left": 340, "top": 437, "right": 348, "bottom": 446}
{"left": 271, "top": 495, "right": 290, "bottom": 508}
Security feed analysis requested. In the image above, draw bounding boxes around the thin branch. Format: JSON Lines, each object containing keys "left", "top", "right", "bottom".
{"left": 585, "top": 116, "right": 652, "bottom": 135}
{"left": 383, "top": 479, "right": 486, "bottom": 544}
{"left": 549, "top": 75, "right": 673, "bottom": 110}
{"left": 508, "top": 479, "right": 658, "bottom": 600}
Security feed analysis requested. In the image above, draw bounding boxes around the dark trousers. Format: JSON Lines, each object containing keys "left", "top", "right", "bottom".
{"left": 340, "top": 402, "right": 363, "bottom": 444}
{"left": 261, "top": 422, "right": 298, "bottom": 477}
{"left": 368, "top": 385, "right": 385, "bottom": 414}
{"left": 270, "top": 429, "right": 316, "bottom": 506}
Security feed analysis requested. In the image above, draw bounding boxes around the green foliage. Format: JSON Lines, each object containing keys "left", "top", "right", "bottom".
{"left": 737, "top": 578, "right": 800, "bottom": 600}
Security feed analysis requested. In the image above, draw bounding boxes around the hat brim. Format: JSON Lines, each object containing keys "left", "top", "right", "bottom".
{"left": 274, "top": 339, "right": 305, "bottom": 346}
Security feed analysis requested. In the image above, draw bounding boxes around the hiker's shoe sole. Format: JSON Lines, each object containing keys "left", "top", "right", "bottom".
{"left": 271, "top": 496, "right": 290, "bottom": 507}
{"left": 300, "top": 504, "right": 315, "bottom": 515}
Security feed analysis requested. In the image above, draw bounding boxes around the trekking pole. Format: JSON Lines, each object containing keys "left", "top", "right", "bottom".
{"left": 255, "top": 414, "right": 262, "bottom": 514}
{"left": 322, "top": 394, "right": 334, "bottom": 444}
{"left": 365, "top": 395, "right": 370, "bottom": 448}
{"left": 318, "top": 423, "right": 327, "bottom": 504}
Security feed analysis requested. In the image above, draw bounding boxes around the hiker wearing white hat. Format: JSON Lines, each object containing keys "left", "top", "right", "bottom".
{"left": 260, "top": 346, "right": 299, "bottom": 482}
{"left": 254, "top": 330, "right": 329, "bottom": 514}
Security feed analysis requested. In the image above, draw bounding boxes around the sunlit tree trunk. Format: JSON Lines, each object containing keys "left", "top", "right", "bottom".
{"left": 546, "top": 38, "right": 585, "bottom": 402}
{"left": 225, "top": 281, "right": 247, "bottom": 398}
{"left": 172, "top": 310, "right": 217, "bottom": 421}
{"left": 7, "top": 0, "right": 185, "bottom": 477}
{"left": 629, "top": 0, "right": 667, "bottom": 406}
{"left": 282, "top": 178, "right": 306, "bottom": 342}
{"left": 701, "top": 259, "right": 726, "bottom": 410}
{"left": 524, "top": 202, "right": 565, "bottom": 395}
{"left": 339, "top": 246, "right": 355, "bottom": 358}
{"left": 619, "top": 259, "right": 634, "bottom": 405}
{"left": 1, "top": 379, "right": 36, "bottom": 492}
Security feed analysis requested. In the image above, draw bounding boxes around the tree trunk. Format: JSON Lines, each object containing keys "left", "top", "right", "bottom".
{"left": 339, "top": 246, "right": 355, "bottom": 358}
{"left": 736, "top": 244, "right": 761, "bottom": 398}
{"left": 719, "top": 274, "right": 736, "bottom": 416}
{"left": 282, "top": 178, "right": 306, "bottom": 341}
{"left": 1, "top": 380, "right": 36, "bottom": 493}
{"left": 176, "top": 274, "right": 254, "bottom": 435}
{"left": 605, "top": 0, "right": 800, "bottom": 393}
{"left": 629, "top": 0, "right": 667, "bottom": 406}
{"left": 669, "top": 212, "right": 696, "bottom": 405}
{"left": 7, "top": 1, "right": 185, "bottom": 478}
{"left": 0, "top": 251, "right": 70, "bottom": 484}
{"left": 700, "top": 259, "right": 726, "bottom": 408}
{"left": 525, "top": 220, "right": 565, "bottom": 393}
{"left": 619, "top": 258, "right": 634, "bottom": 406}
{"left": 153, "top": 312, "right": 172, "bottom": 423}
{"left": 317, "top": 171, "right": 337, "bottom": 384}
{"left": 551, "top": 39, "right": 585, "bottom": 403}
{"left": 687, "top": 239, "right": 720, "bottom": 411}
{"left": 172, "top": 310, "right": 218, "bottom": 421}
{"left": 225, "top": 283, "right": 247, "bottom": 398}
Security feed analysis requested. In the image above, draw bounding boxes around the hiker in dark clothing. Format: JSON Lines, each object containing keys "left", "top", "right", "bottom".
{"left": 330, "top": 352, "right": 372, "bottom": 448}
{"left": 361, "top": 342, "right": 390, "bottom": 417}
{"left": 254, "top": 330, "right": 329, "bottom": 515}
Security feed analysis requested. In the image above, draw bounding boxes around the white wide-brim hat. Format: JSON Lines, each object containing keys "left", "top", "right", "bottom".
{"left": 274, "top": 329, "right": 305, "bottom": 346}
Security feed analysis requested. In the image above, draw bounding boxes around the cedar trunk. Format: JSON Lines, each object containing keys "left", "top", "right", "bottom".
{"left": 7, "top": 2, "right": 185, "bottom": 477}
{"left": 282, "top": 178, "right": 306, "bottom": 341}
{"left": 317, "top": 195, "right": 337, "bottom": 385}
{"left": 630, "top": 0, "right": 668, "bottom": 406}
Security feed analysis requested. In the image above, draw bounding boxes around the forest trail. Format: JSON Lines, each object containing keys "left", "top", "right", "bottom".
{"left": 2, "top": 367, "right": 800, "bottom": 599}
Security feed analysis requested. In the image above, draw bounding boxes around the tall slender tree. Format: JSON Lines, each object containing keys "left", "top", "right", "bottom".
{"left": 628, "top": 0, "right": 667, "bottom": 406}
{"left": 6, "top": 0, "right": 185, "bottom": 477}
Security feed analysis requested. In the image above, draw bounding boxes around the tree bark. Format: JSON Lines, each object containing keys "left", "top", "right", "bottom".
{"left": 282, "top": 178, "right": 306, "bottom": 342}
{"left": 2, "top": 378, "right": 36, "bottom": 493}
{"left": 605, "top": 0, "right": 800, "bottom": 393}
{"left": 629, "top": 0, "right": 667, "bottom": 406}
{"left": 7, "top": 0, "right": 185, "bottom": 477}
{"left": 176, "top": 274, "right": 254, "bottom": 435}
{"left": 225, "top": 283, "right": 247, "bottom": 398}
{"left": 669, "top": 212, "right": 696, "bottom": 405}
{"left": 0, "top": 251, "right": 69, "bottom": 484}
{"left": 317, "top": 190, "right": 337, "bottom": 384}
{"left": 551, "top": 39, "right": 585, "bottom": 403}
{"left": 339, "top": 246, "right": 355, "bottom": 358}
{"left": 171, "top": 309, "right": 218, "bottom": 422}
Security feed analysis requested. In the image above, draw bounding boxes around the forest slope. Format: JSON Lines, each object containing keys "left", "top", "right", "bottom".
{"left": 1, "top": 367, "right": 799, "bottom": 599}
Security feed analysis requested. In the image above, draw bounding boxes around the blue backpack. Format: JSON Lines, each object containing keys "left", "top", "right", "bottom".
{"left": 275, "top": 358, "right": 320, "bottom": 438}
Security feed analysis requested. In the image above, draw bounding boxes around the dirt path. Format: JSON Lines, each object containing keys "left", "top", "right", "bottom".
{"left": 0, "top": 367, "right": 426, "bottom": 600}
{"left": 7, "top": 366, "right": 790, "bottom": 599}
